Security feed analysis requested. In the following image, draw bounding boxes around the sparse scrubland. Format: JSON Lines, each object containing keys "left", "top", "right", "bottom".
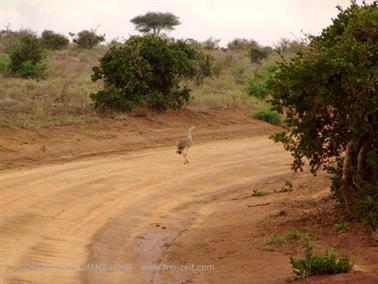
{"left": 0, "top": 29, "right": 294, "bottom": 127}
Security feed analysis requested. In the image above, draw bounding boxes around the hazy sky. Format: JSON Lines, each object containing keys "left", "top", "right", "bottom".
{"left": 0, "top": 0, "right": 370, "bottom": 46}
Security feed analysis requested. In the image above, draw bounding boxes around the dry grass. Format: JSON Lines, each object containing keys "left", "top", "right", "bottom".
{"left": 0, "top": 45, "right": 289, "bottom": 127}
{"left": 0, "top": 47, "right": 105, "bottom": 127}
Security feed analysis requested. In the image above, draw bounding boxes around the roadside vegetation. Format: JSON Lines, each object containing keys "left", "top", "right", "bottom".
{"left": 269, "top": 1, "right": 378, "bottom": 231}
{"left": 290, "top": 238, "right": 352, "bottom": 279}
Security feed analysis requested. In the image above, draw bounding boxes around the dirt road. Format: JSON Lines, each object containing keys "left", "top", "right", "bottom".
{"left": 0, "top": 136, "right": 294, "bottom": 283}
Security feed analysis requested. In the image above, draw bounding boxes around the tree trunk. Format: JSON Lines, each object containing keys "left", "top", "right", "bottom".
{"left": 340, "top": 139, "right": 359, "bottom": 212}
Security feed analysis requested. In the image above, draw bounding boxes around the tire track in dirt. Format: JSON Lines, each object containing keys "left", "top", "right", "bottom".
{"left": 0, "top": 136, "right": 291, "bottom": 283}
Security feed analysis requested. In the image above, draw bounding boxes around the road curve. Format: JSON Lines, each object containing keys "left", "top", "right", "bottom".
{"left": 0, "top": 136, "right": 291, "bottom": 283}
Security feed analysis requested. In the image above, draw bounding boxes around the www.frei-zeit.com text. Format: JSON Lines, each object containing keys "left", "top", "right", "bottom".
{"left": 17, "top": 263, "right": 215, "bottom": 272}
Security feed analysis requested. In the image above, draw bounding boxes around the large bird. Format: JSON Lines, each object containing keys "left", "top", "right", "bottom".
{"left": 176, "top": 126, "right": 195, "bottom": 165}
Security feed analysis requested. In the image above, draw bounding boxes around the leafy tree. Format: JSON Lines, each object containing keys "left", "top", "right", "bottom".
{"left": 71, "top": 30, "right": 105, "bottom": 49}
{"left": 40, "top": 30, "right": 69, "bottom": 50}
{"left": 268, "top": 1, "right": 378, "bottom": 227}
{"left": 8, "top": 33, "right": 46, "bottom": 78}
{"left": 91, "top": 35, "right": 205, "bottom": 111}
{"left": 246, "top": 63, "right": 278, "bottom": 99}
{"left": 130, "top": 12, "right": 180, "bottom": 35}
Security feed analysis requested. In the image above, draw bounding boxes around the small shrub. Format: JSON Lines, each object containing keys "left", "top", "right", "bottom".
{"left": 40, "top": 30, "right": 69, "bottom": 50}
{"left": 8, "top": 34, "right": 46, "bottom": 78}
{"left": 232, "top": 66, "right": 246, "bottom": 85}
{"left": 290, "top": 239, "right": 352, "bottom": 278}
{"left": 254, "top": 108, "right": 282, "bottom": 125}
{"left": 333, "top": 223, "right": 350, "bottom": 233}
{"left": 71, "top": 30, "right": 105, "bottom": 49}
{"left": 195, "top": 53, "right": 214, "bottom": 85}
{"left": 249, "top": 47, "right": 268, "bottom": 65}
{"left": 0, "top": 53, "right": 10, "bottom": 72}
{"left": 19, "top": 60, "right": 46, "bottom": 78}
{"left": 251, "top": 188, "right": 268, "bottom": 197}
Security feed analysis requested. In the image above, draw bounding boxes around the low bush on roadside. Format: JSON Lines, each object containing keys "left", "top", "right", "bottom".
{"left": 251, "top": 188, "right": 268, "bottom": 197}
{"left": 290, "top": 239, "right": 352, "bottom": 278}
{"left": 254, "top": 108, "right": 282, "bottom": 125}
{"left": 333, "top": 223, "right": 350, "bottom": 233}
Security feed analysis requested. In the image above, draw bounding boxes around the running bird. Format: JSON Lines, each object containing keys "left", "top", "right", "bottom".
{"left": 176, "top": 126, "right": 195, "bottom": 165}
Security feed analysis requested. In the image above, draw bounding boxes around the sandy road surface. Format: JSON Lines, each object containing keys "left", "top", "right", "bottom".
{"left": 0, "top": 136, "right": 291, "bottom": 283}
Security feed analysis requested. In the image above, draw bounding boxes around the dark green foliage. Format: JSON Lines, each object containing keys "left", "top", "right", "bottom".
{"left": 249, "top": 47, "right": 268, "bottom": 65}
{"left": 19, "top": 60, "right": 46, "bottom": 78}
{"left": 254, "top": 108, "right": 282, "bottom": 125}
{"left": 71, "top": 30, "right": 105, "bottom": 49}
{"left": 246, "top": 63, "right": 278, "bottom": 100}
{"left": 40, "top": 30, "right": 69, "bottom": 50}
{"left": 246, "top": 78, "right": 267, "bottom": 100}
{"left": 91, "top": 35, "right": 204, "bottom": 111}
{"left": 130, "top": 12, "right": 180, "bottom": 35}
{"left": 0, "top": 53, "right": 10, "bottom": 72}
{"left": 8, "top": 34, "right": 46, "bottom": 78}
{"left": 290, "top": 240, "right": 352, "bottom": 278}
{"left": 195, "top": 53, "right": 214, "bottom": 85}
{"left": 268, "top": 1, "right": 378, "bottom": 228}
{"left": 333, "top": 223, "right": 350, "bottom": 233}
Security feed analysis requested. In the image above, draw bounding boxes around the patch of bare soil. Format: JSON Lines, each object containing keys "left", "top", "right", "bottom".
{"left": 157, "top": 172, "right": 378, "bottom": 284}
{"left": 1, "top": 111, "right": 376, "bottom": 284}
{"left": 0, "top": 108, "right": 277, "bottom": 170}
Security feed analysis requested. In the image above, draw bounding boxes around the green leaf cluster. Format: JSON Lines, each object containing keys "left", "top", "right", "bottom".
{"left": 91, "top": 35, "right": 204, "bottom": 111}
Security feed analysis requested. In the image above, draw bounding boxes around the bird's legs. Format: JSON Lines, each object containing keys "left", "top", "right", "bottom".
{"left": 183, "top": 148, "right": 189, "bottom": 165}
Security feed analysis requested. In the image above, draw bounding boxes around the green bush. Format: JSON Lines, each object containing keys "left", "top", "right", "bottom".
{"left": 19, "top": 60, "right": 46, "bottom": 78}
{"left": 195, "top": 53, "right": 214, "bottom": 85}
{"left": 251, "top": 188, "right": 268, "bottom": 197}
{"left": 91, "top": 35, "right": 204, "bottom": 112}
{"left": 8, "top": 34, "right": 46, "bottom": 78}
{"left": 246, "top": 64, "right": 278, "bottom": 100}
{"left": 246, "top": 78, "right": 267, "bottom": 100}
{"left": 40, "top": 30, "right": 69, "bottom": 50}
{"left": 290, "top": 240, "right": 352, "bottom": 278}
{"left": 249, "top": 47, "right": 268, "bottom": 65}
{"left": 333, "top": 223, "right": 350, "bottom": 233}
{"left": 254, "top": 108, "right": 282, "bottom": 125}
{"left": 71, "top": 30, "right": 105, "bottom": 49}
{"left": 0, "top": 53, "right": 10, "bottom": 72}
